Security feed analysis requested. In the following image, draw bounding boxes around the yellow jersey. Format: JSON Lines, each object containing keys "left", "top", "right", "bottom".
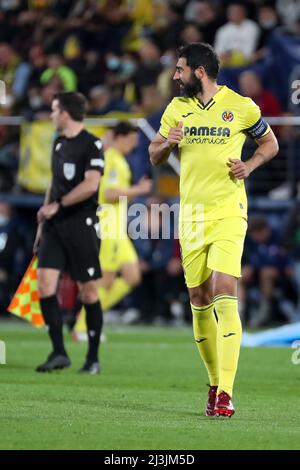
{"left": 98, "top": 147, "right": 131, "bottom": 239}
{"left": 159, "top": 85, "right": 270, "bottom": 222}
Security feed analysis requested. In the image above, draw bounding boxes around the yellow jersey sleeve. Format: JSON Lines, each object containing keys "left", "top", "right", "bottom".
{"left": 242, "top": 97, "right": 270, "bottom": 140}
{"left": 159, "top": 101, "right": 177, "bottom": 139}
{"left": 102, "top": 159, "right": 123, "bottom": 191}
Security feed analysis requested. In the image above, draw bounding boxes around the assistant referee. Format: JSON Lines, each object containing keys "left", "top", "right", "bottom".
{"left": 34, "top": 91, "right": 104, "bottom": 374}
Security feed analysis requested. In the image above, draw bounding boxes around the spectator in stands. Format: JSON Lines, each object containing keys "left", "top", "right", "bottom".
{"left": 184, "top": 0, "right": 224, "bottom": 45}
{"left": 238, "top": 71, "right": 282, "bottom": 117}
{"left": 0, "top": 42, "right": 31, "bottom": 102}
{"left": 284, "top": 199, "right": 300, "bottom": 320}
{"left": 22, "top": 81, "right": 62, "bottom": 120}
{"left": 276, "top": 0, "right": 300, "bottom": 27}
{"left": 75, "top": 50, "right": 107, "bottom": 96}
{"left": 179, "top": 22, "right": 203, "bottom": 46}
{"left": 88, "top": 85, "right": 131, "bottom": 116}
{"left": 157, "top": 49, "right": 178, "bottom": 102}
{"left": 33, "top": 14, "right": 64, "bottom": 53}
{"left": 133, "top": 199, "right": 185, "bottom": 324}
{"left": 27, "top": 44, "right": 47, "bottom": 89}
{"left": 214, "top": 2, "right": 260, "bottom": 67}
{"left": 134, "top": 85, "right": 166, "bottom": 116}
{"left": 240, "top": 216, "right": 296, "bottom": 326}
{"left": 0, "top": 202, "right": 22, "bottom": 314}
{"left": 255, "top": 5, "right": 280, "bottom": 61}
{"left": 132, "top": 38, "right": 162, "bottom": 103}
{"left": 41, "top": 53, "right": 77, "bottom": 91}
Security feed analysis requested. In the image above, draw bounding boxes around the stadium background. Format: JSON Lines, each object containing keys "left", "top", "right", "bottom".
{"left": 1, "top": 0, "right": 300, "bottom": 452}
{"left": 1, "top": 0, "right": 300, "bottom": 330}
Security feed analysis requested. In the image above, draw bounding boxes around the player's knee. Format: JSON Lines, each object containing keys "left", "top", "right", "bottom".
{"left": 79, "top": 283, "right": 99, "bottom": 304}
{"left": 80, "top": 289, "right": 98, "bottom": 304}
{"left": 127, "top": 271, "right": 142, "bottom": 288}
{"left": 38, "top": 279, "right": 56, "bottom": 298}
{"left": 189, "top": 290, "right": 212, "bottom": 307}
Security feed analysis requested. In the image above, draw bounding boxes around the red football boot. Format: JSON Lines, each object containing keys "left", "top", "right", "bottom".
{"left": 205, "top": 385, "right": 218, "bottom": 417}
{"left": 214, "top": 391, "right": 235, "bottom": 418}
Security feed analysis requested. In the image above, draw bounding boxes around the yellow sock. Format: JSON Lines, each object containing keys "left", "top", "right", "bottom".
{"left": 98, "top": 278, "right": 131, "bottom": 311}
{"left": 214, "top": 295, "right": 242, "bottom": 397}
{"left": 191, "top": 303, "right": 219, "bottom": 386}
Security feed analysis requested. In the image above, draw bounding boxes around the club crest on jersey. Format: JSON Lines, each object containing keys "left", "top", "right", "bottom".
{"left": 63, "top": 163, "right": 76, "bottom": 180}
{"left": 222, "top": 110, "right": 234, "bottom": 122}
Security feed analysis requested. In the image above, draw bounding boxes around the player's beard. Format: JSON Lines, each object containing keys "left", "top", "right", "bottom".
{"left": 179, "top": 72, "right": 203, "bottom": 98}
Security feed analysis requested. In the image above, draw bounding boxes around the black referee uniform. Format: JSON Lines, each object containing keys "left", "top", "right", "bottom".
{"left": 38, "top": 129, "right": 104, "bottom": 280}
{"left": 37, "top": 129, "right": 104, "bottom": 373}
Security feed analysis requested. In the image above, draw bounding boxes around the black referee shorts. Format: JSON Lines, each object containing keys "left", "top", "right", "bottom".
{"left": 38, "top": 211, "right": 101, "bottom": 283}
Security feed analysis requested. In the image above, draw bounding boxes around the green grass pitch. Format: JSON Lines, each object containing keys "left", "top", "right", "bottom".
{"left": 0, "top": 321, "right": 299, "bottom": 450}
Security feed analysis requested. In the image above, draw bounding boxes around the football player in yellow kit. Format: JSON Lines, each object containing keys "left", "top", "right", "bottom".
{"left": 75, "top": 122, "right": 152, "bottom": 336}
{"left": 149, "top": 42, "right": 279, "bottom": 417}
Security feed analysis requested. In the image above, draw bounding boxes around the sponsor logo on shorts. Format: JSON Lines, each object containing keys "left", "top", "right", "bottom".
{"left": 87, "top": 267, "right": 95, "bottom": 277}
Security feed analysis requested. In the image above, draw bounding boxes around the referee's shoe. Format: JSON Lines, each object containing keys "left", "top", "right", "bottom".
{"left": 78, "top": 360, "right": 100, "bottom": 375}
{"left": 36, "top": 352, "right": 71, "bottom": 372}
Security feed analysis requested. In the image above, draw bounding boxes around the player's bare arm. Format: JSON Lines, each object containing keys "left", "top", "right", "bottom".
{"left": 229, "top": 129, "right": 279, "bottom": 180}
{"left": 59, "top": 169, "right": 101, "bottom": 208}
{"left": 38, "top": 170, "right": 101, "bottom": 222}
{"left": 105, "top": 176, "right": 152, "bottom": 203}
{"left": 149, "top": 121, "right": 183, "bottom": 166}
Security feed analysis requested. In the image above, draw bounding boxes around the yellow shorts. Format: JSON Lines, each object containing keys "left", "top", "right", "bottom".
{"left": 179, "top": 217, "right": 247, "bottom": 288}
{"left": 100, "top": 236, "right": 138, "bottom": 272}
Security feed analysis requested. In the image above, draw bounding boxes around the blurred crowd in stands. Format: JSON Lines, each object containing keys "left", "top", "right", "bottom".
{"left": 1, "top": 0, "right": 300, "bottom": 327}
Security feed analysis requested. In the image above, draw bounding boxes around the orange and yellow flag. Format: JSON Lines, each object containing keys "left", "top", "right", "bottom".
{"left": 7, "top": 256, "right": 44, "bottom": 327}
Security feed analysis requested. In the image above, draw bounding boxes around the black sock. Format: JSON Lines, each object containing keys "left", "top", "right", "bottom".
{"left": 84, "top": 301, "right": 103, "bottom": 362}
{"left": 40, "top": 295, "right": 67, "bottom": 356}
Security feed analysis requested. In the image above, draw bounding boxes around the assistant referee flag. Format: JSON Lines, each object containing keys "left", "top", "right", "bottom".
{"left": 8, "top": 256, "right": 44, "bottom": 327}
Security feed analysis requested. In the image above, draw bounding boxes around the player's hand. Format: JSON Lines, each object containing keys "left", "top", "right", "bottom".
{"left": 228, "top": 158, "right": 251, "bottom": 179}
{"left": 137, "top": 176, "right": 153, "bottom": 196}
{"left": 167, "top": 121, "right": 184, "bottom": 146}
{"left": 37, "top": 202, "right": 60, "bottom": 223}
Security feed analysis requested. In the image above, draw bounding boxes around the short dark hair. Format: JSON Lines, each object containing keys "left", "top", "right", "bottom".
{"left": 53, "top": 92, "right": 87, "bottom": 121}
{"left": 112, "top": 121, "right": 138, "bottom": 137}
{"left": 177, "top": 42, "right": 220, "bottom": 80}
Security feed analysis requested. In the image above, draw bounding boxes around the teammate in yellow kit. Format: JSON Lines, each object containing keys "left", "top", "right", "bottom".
{"left": 75, "top": 122, "right": 152, "bottom": 336}
{"left": 149, "top": 42, "right": 278, "bottom": 417}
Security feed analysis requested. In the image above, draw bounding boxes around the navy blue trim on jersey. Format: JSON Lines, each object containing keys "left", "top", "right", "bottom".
{"left": 246, "top": 117, "right": 269, "bottom": 139}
